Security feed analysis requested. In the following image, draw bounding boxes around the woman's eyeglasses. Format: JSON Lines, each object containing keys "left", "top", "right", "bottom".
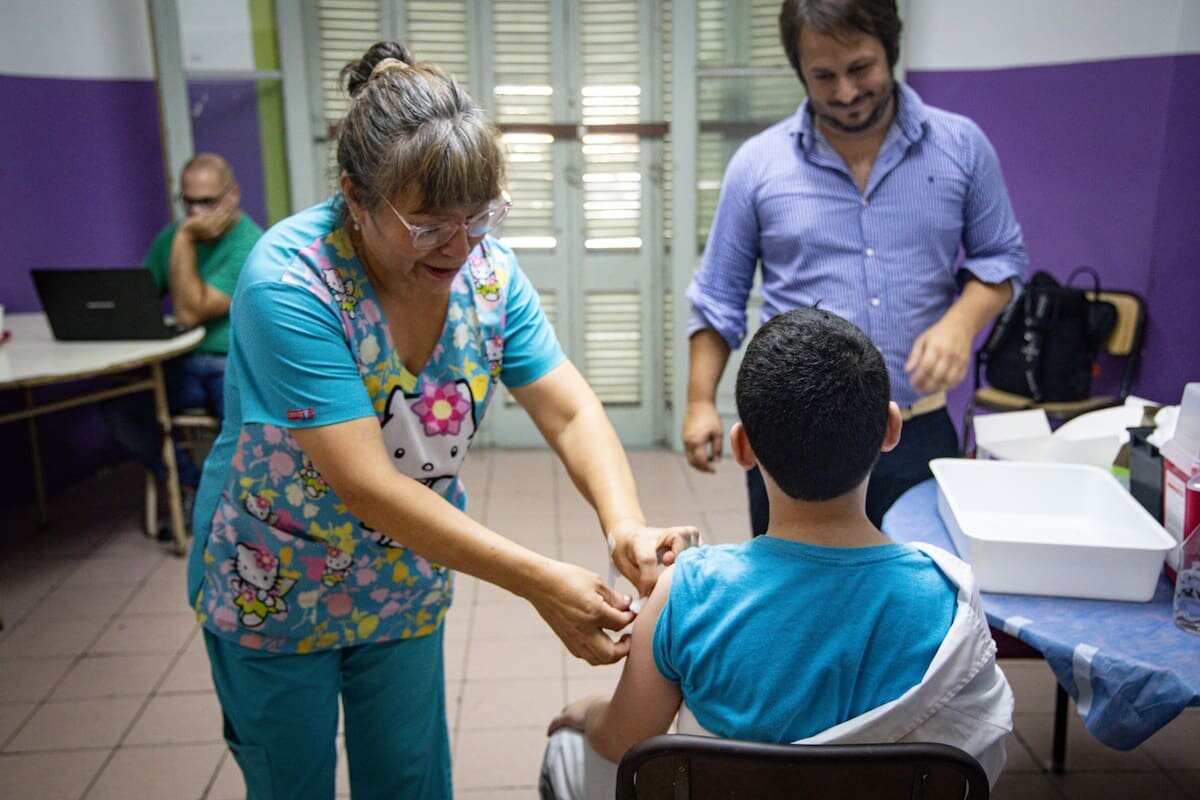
{"left": 381, "top": 191, "right": 512, "bottom": 250}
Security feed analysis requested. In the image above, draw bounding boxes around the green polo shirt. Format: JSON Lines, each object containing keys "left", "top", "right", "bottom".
{"left": 143, "top": 213, "right": 263, "bottom": 354}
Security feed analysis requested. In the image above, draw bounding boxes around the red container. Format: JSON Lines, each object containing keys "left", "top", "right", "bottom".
{"left": 1164, "top": 471, "right": 1200, "bottom": 582}
{"left": 1162, "top": 383, "right": 1200, "bottom": 578}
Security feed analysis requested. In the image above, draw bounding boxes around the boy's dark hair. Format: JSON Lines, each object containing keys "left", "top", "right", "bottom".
{"left": 735, "top": 308, "right": 890, "bottom": 501}
{"left": 779, "top": 0, "right": 903, "bottom": 82}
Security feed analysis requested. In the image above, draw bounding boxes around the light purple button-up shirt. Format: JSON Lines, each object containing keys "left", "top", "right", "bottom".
{"left": 687, "top": 82, "right": 1028, "bottom": 407}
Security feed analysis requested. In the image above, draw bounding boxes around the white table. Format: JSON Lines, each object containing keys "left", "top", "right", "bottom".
{"left": 0, "top": 312, "right": 205, "bottom": 556}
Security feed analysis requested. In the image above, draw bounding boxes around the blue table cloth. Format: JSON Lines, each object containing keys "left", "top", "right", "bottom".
{"left": 884, "top": 479, "right": 1200, "bottom": 750}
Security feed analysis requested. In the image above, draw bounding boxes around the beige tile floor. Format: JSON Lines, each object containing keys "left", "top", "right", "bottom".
{"left": 0, "top": 449, "right": 1197, "bottom": 799}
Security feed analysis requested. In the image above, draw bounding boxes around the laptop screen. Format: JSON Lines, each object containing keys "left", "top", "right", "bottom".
{"left": 31, "top": 267, "right": 182, "bottom": 341}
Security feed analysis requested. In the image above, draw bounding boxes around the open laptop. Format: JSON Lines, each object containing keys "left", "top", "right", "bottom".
{"left": 31, "top": 267, "right": 191, "bottom": 341}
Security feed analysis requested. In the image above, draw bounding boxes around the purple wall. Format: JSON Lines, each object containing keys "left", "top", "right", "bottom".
{"left": 189, "top": 80, "right": 267, "bottom": 228}
{"left": 0, "top": 75, "right": 168, "bottom": 311}
{"left": 0, "top": 75, "right": 167, "bottom": 511}
{"left": 1147, "top": 55, "right": 1200, "bottom": 404}
{"left": 0, "top": 74, "right": 267, "bottom": 513}
{"left": 908, "top": 54, "right": 1200, "bottom": 421}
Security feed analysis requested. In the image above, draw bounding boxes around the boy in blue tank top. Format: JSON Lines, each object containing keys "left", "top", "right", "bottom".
{"left": 540, "top": 308, "right": 1013, "bottom": 798}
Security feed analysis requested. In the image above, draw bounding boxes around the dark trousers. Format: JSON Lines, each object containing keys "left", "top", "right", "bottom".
{"left": 748, "top": 407, "right": 960, "bottom": 534}
{"left": 99, "top": 352, "right": 226, "bottom": 489}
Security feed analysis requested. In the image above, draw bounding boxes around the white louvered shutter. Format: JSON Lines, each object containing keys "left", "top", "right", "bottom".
{"left": 585, "top": 293, "right": 643, "bottom": 405}
{"left": 580, "top": 0, "right": 642, "bottom": 252}
{"left": 492, "top": 0, "right": 556, "bottom": 250}
{"left": 403, "top": 1, "right": 470, "bottom": 91}
{"left": 315, "top": 0, "right": 384, "bottom": 184}
{"left": 696, "top": 0, "right": 799, "bottom": 250}
{"left": 578, "top": 0, "right": 648, "bottom": 407}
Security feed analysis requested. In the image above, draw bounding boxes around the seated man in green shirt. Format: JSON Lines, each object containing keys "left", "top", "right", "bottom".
{"left": 102, "top": 153, "right": 262, "bottom": 525}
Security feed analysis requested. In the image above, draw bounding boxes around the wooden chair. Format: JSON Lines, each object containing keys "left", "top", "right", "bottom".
{"left": 144, "top": 410, "right": 220, "bottom": 537}
{"left": 615, "top": 735, "right": 989, "bottom": 799}
{"left": 963, "top": 289, "right": 1146, "bottom": 453}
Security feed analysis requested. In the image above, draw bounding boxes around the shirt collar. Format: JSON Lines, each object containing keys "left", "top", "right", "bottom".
{"left": 791, "top": 80, "right": 929, "bottom": 152}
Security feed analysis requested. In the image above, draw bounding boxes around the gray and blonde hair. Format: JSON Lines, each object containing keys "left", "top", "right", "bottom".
{"left": 337, "top": 42, "right": 505, "bottom": 214}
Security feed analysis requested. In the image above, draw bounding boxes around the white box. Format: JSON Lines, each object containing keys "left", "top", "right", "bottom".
{"left": 973, "top": 409, "right": 1124, "bottom": 469}
{"left": 930, "top": 459, "right": 1175, "bottom": 602}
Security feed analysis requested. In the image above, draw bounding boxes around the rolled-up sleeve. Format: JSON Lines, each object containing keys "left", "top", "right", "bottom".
{"left": 685, "top": 145, "right": 763, "bottom": 351}
{"left": 959, "top": 123, "right": 1028, "bottom": 291}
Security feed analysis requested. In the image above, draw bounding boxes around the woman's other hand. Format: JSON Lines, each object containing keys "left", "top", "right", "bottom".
{"left": 528, "top": 560, "right": 636, "bottom": 665}
{"left": 609, "top": 521, "right": 701, "bottom": 598}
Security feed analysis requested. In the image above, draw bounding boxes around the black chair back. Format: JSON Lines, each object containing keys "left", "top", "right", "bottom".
{"left": 615, "top": 735, "right": 989, "bottom": 799}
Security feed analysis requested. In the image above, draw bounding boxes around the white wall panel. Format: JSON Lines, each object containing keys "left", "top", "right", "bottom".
{"left": 906, "top": 0, "right": 1199, "bottom": 71}
{"left": 0, "top": 0, "right": 154, "bottom": 80}
{"left": 179, "top": 0, "right": 255, "bottom": 72}
{"left": 1180, "top": 0, "right": 1200, "bottom": 54}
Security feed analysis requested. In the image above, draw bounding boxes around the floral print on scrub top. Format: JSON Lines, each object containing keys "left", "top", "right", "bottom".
{"left": 189, "top": 198, "right": 562, "bottom": 654}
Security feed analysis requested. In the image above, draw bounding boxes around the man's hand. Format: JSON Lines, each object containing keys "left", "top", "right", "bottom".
{"left": 526, "top": 560, "right": 636, "bottom": 665}
{"left": 905, "top": 279, "right": 1014, "bottom": 395}
{"left": 682, "top": 399, "right": 724, "bottom": 473}
{"left": 609, "top": 520, "right": 701, "bottom": 598}
{"left": 180, "top": 192, "right": 238, "bottom": 242}
{"left": 904, "top": 313, "right": 974, "bottom": 394}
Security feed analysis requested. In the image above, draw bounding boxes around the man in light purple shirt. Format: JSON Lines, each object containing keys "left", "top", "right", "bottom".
{"left": 683, "top": 0, "right": 1027, "bottom": 530}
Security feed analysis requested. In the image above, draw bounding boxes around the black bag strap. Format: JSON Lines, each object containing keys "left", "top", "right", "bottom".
{"left": 1065, "top": 265, "right": 1102, "bottom": 296}
{"left": 1024, "top": 278, "right": 1059, "bottom": 332}
{"left": 978, "top": 274, "right": 1052, "bottom": 399}
{"left": 1021, "top": 290, "right": 1048, "bottom": 400}
{"left": 1065, "top": 265, "right": 1118, "bottom": 347}
{"left": 980, "top": 301, "right": 1017, "bottom": 358}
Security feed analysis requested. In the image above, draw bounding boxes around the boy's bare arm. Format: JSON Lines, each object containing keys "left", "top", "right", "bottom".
{"left": 547, "top": 565, "right": 684, "bottom": 763}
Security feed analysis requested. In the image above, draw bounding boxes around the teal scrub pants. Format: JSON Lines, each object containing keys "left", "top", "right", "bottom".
{"left": 204, "top": 628, "right": 451, "bottom": 800}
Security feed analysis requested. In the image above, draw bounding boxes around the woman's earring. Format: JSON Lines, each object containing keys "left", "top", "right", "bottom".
{"left": 353, "top": 218, "right": 362, "bottom": 231}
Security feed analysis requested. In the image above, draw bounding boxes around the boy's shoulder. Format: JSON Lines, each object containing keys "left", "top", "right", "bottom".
{"left": 673, "top": 539, "right": 965, "bottom": 603}
{"left": 668, "top": 541, "right": 757, "bottom": 589}
{"left": 675, "top": 540, "right": 754, "bottom": 567}
{"left": 900, "top": 541, "right": 973, "bottom": 594}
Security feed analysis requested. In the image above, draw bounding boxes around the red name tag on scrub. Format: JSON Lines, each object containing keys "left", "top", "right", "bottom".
{"left": 286, "top": 407, "right": 317, "bottom": 421}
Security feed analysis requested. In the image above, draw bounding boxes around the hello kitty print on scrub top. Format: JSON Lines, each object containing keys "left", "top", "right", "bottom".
{"left": 187, "top": 197, "right": 564, "bottom": 655}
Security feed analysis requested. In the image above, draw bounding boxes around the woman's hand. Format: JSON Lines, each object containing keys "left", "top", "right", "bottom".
{"left": 609, "top": 521, "right": 701, "bottom": 598}
{"left": 528, "top": 560, "right": 637, "bottom": 665}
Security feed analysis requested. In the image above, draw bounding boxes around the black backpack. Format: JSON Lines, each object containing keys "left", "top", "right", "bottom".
{"left": 979, "top": 268, "right": 1118, "bottom": 403}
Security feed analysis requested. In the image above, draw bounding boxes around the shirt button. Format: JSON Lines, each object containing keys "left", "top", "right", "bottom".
{"left": 866, "top": 247, "right": 875, "bottom": 257}
{"left": 862, "top": 198, "right": 869, "bottom": 207}
{"left": 870, "top": 297, "right": 881, "bottom": 307}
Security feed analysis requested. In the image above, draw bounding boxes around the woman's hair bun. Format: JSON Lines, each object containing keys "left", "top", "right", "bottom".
{"left": 341, "top": 42, "right": 415, "bottom": 98}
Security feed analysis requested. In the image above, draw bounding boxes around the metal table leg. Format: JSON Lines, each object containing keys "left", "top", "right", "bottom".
{"left": 1051, "top": 683, "right": 1069, "bottom": 774}
{"left": 24, "top": 388, "right": 48, "bottom": 528}
{"left": 151, "top": 362, "right": 187, "bottom": 556}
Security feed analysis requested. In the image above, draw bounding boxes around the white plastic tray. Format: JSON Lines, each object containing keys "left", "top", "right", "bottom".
{"left": 929, "top": 459, "right": 1175, "bottom": 601}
